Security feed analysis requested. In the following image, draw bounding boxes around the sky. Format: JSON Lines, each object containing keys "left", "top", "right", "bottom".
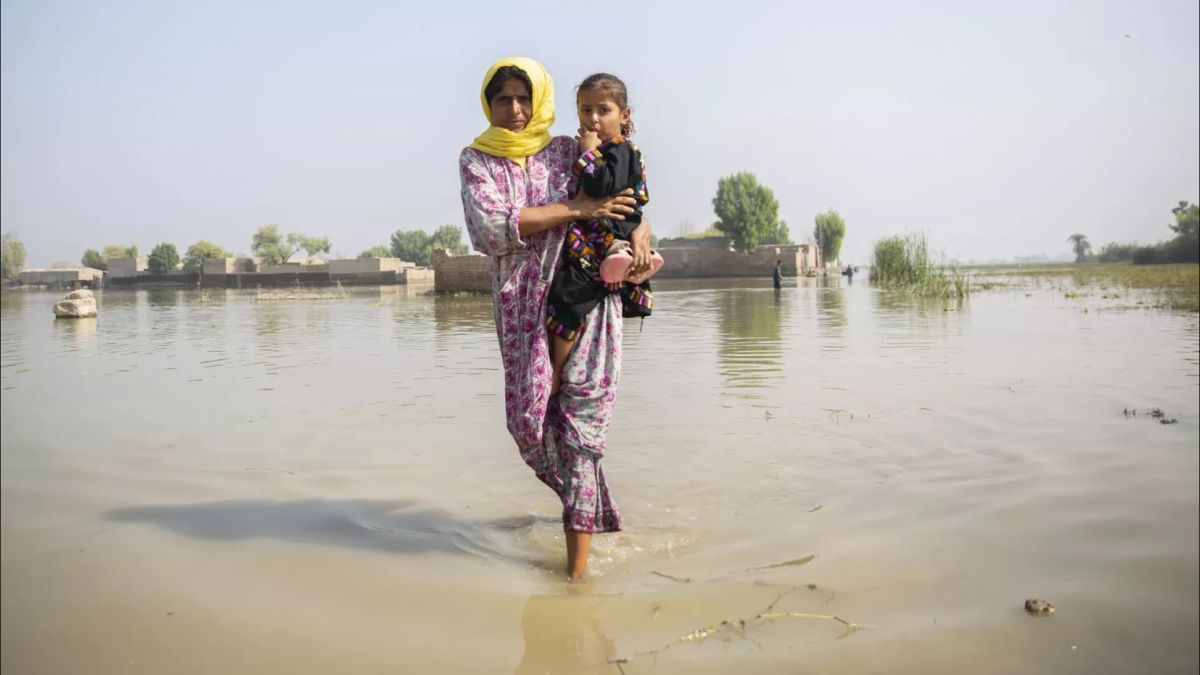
{"left": 2, "top": 0, "right": 1198, "bottom": 266}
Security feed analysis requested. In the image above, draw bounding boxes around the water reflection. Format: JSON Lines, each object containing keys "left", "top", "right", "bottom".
{"left": 815, "top": 283, "right": 847, "bottom": 356}
{"left": 0, "top": 291, "right": 26, "bottom": 312}
{"left": 433, "top": 294, "right": 496, "bottom": 336}
{"left": 146, "top": 288, "right": 183, "bottom": 307}
{"left": 516, "top": 590, "right": 614, "bottom": 675}
{"left": 52, "top": 316, "right": 98, "bottom": 352}
{"left": 255, "top": 306, "right": 284, "bottom": 337}
{"left": 716, "top": 289, "right": 785, "bottom": 399}
{"left": 871, "top": 289, "right": 969, "bottom": 351}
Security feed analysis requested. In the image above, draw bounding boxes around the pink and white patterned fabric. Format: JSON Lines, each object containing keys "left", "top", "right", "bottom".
{"left": 459, "top": 135, "right": 623, "bottom": 533}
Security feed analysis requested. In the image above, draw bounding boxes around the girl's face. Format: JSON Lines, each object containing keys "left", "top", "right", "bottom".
{"left": 576, "top": 88, "right": 630, "bottom": 142}
{"left": 490, "top": 78, "right": 533, "bottom": 132}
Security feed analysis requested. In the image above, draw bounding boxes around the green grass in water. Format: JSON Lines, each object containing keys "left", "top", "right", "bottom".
{"left": 869, "top": 233, "right": 970, "bottom": 298}
{"left": 965, "top": 262, "right": 1199, "bottom": 311}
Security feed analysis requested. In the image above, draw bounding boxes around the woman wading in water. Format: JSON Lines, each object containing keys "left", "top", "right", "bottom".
{"left": 458, "top": 57, "right": 653, "bottom": 579}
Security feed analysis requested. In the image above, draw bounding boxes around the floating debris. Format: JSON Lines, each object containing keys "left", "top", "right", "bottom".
{"left": 652, "top": 554, "right": 818, "bottom": 583}
{"left": 1024, "top": 598, "right": 1055, "bottom": 614}
{"left": 1124, "top": 407, "right": 1179, "bottom": 425}
{"left": 610, "top": 585, "right": 868, "bottom": 669}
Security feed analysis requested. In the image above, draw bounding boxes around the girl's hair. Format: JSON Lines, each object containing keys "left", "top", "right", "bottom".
{"left": 577, "top": 72, "right": 634, "bottom": 136}
{"left": 484, "top": 65, "right": 533, "bottom": 104}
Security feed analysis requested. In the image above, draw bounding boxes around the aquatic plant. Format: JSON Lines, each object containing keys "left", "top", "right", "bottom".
{"left": 868, "top": 232, "right": 970, "bottom": 298}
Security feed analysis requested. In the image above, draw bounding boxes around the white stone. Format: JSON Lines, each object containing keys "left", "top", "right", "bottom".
{"left": 53, "top": 297, "right": 97, "bottom": 318}
{"left": 63, "top": 289, "right": 94, "bottom": 301}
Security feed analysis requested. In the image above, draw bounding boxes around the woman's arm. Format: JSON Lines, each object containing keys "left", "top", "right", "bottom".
{"left": 517, "top": 189, "right": 637, "bottom": 238}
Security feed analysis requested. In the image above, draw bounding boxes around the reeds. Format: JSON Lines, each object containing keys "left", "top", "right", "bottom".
{"left": 869, "top": 233, "right": 970, "bottom": 298}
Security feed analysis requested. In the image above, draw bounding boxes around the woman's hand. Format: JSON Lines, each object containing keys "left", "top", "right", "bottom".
{"left": 628, "top": 219, "right": 653, "bottom": 277}
{"left": 569, "top": 188, "right": 636, "bottom": 221}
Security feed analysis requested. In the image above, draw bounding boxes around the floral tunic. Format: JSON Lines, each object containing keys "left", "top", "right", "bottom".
{"left": 459, "top": 135, "right": 623, "bottom": 533}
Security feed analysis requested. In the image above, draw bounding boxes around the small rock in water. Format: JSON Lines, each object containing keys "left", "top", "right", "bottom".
{"left": 1024, "top": 598, "right": 1055, "bottom": 614}
{"left": 53, "top": 289, "right": 97, "bottom": 318}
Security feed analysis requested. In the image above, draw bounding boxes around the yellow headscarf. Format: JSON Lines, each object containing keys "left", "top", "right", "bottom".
{"left": 469, "top": 56, "right": 554, "bottom": 169}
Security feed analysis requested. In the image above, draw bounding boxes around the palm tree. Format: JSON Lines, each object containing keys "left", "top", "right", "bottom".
{"left": 1067, "top": 233, "right": 1091, "bottom": 263}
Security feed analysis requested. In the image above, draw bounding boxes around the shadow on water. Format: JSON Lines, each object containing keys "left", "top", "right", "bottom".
{"left": 716, "top": 289, "right": 785, "bottom": 399}
{"left": 103, "top": 499, "right": 557, "bottom": 564}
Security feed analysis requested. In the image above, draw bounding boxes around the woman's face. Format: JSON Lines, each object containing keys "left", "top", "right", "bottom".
{"left": 577, "top": 88, "right": 630, "bottom": 141}
{"left": 490, "top": 78, "right": 533, "bottom": 132}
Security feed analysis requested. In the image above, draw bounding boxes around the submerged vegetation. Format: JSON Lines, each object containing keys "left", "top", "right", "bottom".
{"left": 869, "top": 233, "right": 970, "bottom": 298}
{"left": 972, "top": 263, "right": 1199, "bottom": 312}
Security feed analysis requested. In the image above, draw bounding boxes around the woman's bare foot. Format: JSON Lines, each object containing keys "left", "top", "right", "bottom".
{"left": 565, "top": 530, "right": 592, "bottom": 580}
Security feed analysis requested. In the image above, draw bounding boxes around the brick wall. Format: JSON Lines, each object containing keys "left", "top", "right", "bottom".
{"left": 202, "top": 258, "right": 236, "bottom": 275}
{"left": 400, "top": 268, "right": 435, "bottom": 284}
{"left": 657, "top": 243, "right": 821, "bottom": 278}
{"left": 107, "top": 257, "right": 148, "bottom": 278}
{"left": 329, "top": 258, "right": 412, "bottom": 276}
{"left": 433, "top": 249, "right": 492, "bottom": 293}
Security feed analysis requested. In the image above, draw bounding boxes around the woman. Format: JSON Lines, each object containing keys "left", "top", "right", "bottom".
{"left": 459, "top": 56, "right": 651, "bottom": 580}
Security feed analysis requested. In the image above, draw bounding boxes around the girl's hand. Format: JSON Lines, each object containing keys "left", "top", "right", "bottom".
{"left": 569, "top": 188, "right": 636, "bottom": 221}
{"left": 577, "top": 128, "right": 602, "bottom": 153}
{"left": 628, "top": 219, "right": 653, "bottom": 277}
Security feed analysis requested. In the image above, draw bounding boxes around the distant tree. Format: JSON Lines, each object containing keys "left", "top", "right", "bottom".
{"left": 252, "top": 226, "right": 289, "bottom": 265}
{"left": 1092, "top": 202, "right": 1200, "bottom": 266}
{"left": 1067, "top": 233, "right": 1091, "bottom": 263}
{"left": 683, "top": 225, "right": 726, "bottom": 240}
{"left": 358, "top": 245, "right": 392, "bottom": 259}
{"left": 81, "top": 249, "right": 108, "bottom": 270}
{"left": 0, "top": 233, "right": 26, "bottom": 283}
{"left": 429, "top": 225, "right": 469, "bottom": 256}
{"left": 390, "top": 230, "right": 429, "bottom": 265}
{"left": 1167, "top": 200, "right": 1199, "bottom": 263}
{"left": 386, "top": 224, "right": 469, "bottom": 266}
{"left": 147, "top": 243, "right": 180, "bottom": 275}
{"left": 1095, "top": 241, "right": 1138, "bottom": 263}
{"left": 50, "top": 260, "right": 68, "bottom": 269}
{"left": 1171, "top": 200, "right": 1199, "bottom": 236}
{"left": 252, "top": 226, "right": 331, "bottom": 265}
{"left": 102, "top": 244, "right": 138, "bottom": 260}
{"left": 813, "top": 209, "right": 847, "bottom": 264}
{"left": 712, "top": 172, "right": 783, "bottom": 253}
{"left": 290, "top": 234, "right": 331, "bottom": 259}
{"left": 764, "top": 219, "right": 792, "bottom": 245}
{"left": 182, "top": 241, "right": 232, "bottom": 273}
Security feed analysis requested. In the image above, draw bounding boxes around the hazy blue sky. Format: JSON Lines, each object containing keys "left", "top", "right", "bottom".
{"left": 2, "top": 0, "right": 1197, "bottom": 266}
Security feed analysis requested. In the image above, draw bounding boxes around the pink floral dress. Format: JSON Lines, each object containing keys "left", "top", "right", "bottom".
{"left": 459, "top": 135, "right": 623, "bottom": 534}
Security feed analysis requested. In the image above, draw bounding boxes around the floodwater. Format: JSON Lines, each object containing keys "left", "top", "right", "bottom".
{"left": 2, "top": 277, "right": 1197, "bottom": 674}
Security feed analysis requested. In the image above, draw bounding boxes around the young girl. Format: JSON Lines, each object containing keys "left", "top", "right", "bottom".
{"left": 546, "top": 73, "right": 664, "bottom": 395}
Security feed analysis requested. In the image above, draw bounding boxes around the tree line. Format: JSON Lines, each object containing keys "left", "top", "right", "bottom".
{"left": 0, "top": 225, "right": 470, "bottom": 282}
{"left": 1068, "top": 201, "right": 1199, "bottom": 265}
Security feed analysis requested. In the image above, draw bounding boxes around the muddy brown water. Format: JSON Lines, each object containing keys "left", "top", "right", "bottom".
{"left": 2, "top": 277, "right": 1197, "bottom": 674}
